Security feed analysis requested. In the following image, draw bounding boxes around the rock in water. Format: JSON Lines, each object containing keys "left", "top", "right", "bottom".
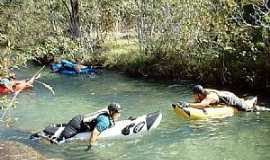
{"left": 0, "top": 140, "right": 46, "bottom": 160}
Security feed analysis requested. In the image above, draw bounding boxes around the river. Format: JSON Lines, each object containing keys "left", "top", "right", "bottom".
{"left": 0, "top": 67, "right": 270, "bottom": 160}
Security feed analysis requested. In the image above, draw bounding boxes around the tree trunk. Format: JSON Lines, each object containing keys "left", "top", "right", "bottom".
{"left": 135, "top": 0, "right": 146, "bottom": 53}
{"left": 70, "top": 0, "right": 80, "bottom": 39}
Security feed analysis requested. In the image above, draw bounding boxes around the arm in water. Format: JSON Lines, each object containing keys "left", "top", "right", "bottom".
{"left": 86, "top": 115, "right": 110, "bottom": 151}
{"left": 86, "top": 128, "right": 100, "bottom": 151}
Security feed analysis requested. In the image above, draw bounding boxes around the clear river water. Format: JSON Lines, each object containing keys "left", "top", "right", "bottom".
{"left": 0, "top": 67, "right": 270, "bottom": 160}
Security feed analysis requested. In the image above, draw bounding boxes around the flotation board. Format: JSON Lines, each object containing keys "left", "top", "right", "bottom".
{"left": 172, "top": 103, "right": 237, "bottom": 120}
{"left": 171, "top": 97, "right": 257, "bottom": 120}
{"left": 30, "top": 111, "right": 162, "bottom": 144}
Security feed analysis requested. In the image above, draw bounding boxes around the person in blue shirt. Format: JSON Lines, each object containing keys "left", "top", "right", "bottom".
{"left": 88, "top": 103, "right": 121, "bottom": 149}
{"left": 55, "top": 103, "right": 121, "bottom": 148}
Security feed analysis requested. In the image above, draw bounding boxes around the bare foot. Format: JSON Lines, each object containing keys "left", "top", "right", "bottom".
{"left": 245, "top": 96, "right": 257, "bottom": 111}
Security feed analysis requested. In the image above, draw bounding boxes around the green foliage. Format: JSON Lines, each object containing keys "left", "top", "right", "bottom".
{"left": 0, "top": 96, "right": 9, "bottom": 111}
{"left": 0, "top": 46, "right": 31, "bottom": 76}
{"left": 0, "top": 95, "right": 17, "bottom": 125}
{"left": 0, "top": 0, "right": 269, "bottom": 89}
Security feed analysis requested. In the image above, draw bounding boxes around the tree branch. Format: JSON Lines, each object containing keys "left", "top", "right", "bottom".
{"left": 61, "top": 0, "right": 72, "bottom": 18}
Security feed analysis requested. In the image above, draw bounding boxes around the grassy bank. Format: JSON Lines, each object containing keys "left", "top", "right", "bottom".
{"left": 95, "top": 34, "right": 270, "bottom": 91}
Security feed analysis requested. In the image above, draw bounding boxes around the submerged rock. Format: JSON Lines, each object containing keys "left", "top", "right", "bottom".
{"left": 0, "top": 140, "right": 46, "bottom": 160}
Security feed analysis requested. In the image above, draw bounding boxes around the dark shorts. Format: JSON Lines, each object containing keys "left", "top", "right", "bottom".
{"left": 218, "top": 92, "right": 250, "bottom": 111}
{"left": 60, "top": 115, "right": 88, "bottom": 139}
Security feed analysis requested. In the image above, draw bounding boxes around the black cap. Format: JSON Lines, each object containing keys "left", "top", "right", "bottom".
{"left": 108, "top": 103, "right": 122, "bottom": 113}
{"left": 192, "top": 85, "right": 204, "bottom": 94}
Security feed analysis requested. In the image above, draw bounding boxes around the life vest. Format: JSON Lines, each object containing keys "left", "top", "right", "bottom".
{"left": 83, "top": 108, "right": 110, "bottom": 122}
{"left": 83, "top": 108, "right": 115, "bottom": 129}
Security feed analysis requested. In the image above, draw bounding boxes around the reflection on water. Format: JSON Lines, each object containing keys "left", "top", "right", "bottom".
{"left": 0, "top": 67, "right": 270, "bottom": 160}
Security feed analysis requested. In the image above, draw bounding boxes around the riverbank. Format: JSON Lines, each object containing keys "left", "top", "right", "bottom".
{"left": 32, "top": 34, "right": 270, "bottom": 93}
{"left": 1, "top": 0, "right": 270, "bottom": 91}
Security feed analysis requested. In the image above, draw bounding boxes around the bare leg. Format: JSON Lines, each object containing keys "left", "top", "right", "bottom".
{"left": 254, "top": 105, "right": 270, "bottom": 112}
{"left": 245, "top": 97, "right": 270, "bottom": 112}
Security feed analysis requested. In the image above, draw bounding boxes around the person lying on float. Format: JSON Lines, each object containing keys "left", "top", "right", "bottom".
{"left": 180, "top": 85, "right": 267, "bottom": 112}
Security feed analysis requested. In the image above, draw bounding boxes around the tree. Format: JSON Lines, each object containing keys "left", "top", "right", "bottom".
{"left": 62, "top": 0, "right": 80, "bottom": 39}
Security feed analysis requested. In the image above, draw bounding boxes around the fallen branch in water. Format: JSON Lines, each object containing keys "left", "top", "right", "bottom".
{"left": 0, "top": 90, "right": 20, "bottom": 125}
{"left": 0, "top": 66, "right": 45, "bottom": 125}
{"left": 35, "top": 80, "right": 55, "bottom": 95}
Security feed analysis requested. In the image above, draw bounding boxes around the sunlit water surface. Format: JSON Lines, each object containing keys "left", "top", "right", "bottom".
{"left": 0, "top": 67, "right": 270, "bottom": 160}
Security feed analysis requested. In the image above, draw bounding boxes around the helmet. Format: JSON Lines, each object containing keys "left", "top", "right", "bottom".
{"left": 108, "top": 103, "right": 121, "bottom": 113}
{"left": 192, "top": 85, "right": 204, "bottom": 94}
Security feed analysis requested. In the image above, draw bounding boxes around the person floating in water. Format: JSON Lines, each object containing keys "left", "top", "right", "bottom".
{"left": 0, "top": 72, "right": 39, "bottom": 94}
{"left": 51, "top": 103, "right": 121, "bottom": 150}
{"left": 60, "top": 59, "right": 87, "bottom": 73}
{"left": 180, "top": 85, "right": 269, "bottom": 112}
{"left": 0, "top": 72, "right": 17, "bottom": 92}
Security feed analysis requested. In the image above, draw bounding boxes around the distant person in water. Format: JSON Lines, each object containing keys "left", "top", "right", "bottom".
{"left": 0, "top": 72, "right": 17, "bottom": 92}
{"left": 74, "top": 58, "right": 87, "bottom": 73}
{"left": 181, "top": 85, "right": 263, "bottom": 111}
{"left": 0, "top": 72, "right": 37, "bottom": 93}
{"left": 60, "top": 59, "right": 87, "bottom": 73}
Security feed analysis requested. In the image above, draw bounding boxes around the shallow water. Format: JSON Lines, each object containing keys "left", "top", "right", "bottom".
{"left": 0, "top": 67, "right": 270, "bottom": 160}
